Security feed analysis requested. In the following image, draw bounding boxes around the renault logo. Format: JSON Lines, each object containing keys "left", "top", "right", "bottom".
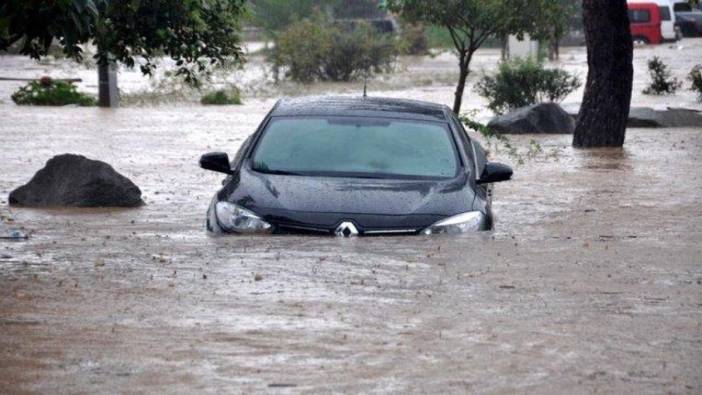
{"left": 335, "top": 221, "right": 359, "bottom": 237}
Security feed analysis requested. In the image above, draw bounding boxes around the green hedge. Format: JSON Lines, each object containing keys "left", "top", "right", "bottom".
{"left": 11, "top": 78, "right": 95, "bottom": 106}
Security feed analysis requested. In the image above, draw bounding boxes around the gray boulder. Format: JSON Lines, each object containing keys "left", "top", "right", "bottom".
{"left": 9, "top": 154, "right": 143, "bottom": 207}
{"left": 488, "top": 103, "right": 575, "bottom": 134}
{"left": 628, "top": 107, "right": 702, "bottom": 128}
{"left": 563, "top": 105, "right": 702, "bottom": 128}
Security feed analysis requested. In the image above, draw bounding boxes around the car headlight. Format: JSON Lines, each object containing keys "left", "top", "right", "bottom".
{"left": 422, "top": 211, "right": 486, "bottom": 235}
{"left": 215, "top": 201, "right": 272, "bottom": 234}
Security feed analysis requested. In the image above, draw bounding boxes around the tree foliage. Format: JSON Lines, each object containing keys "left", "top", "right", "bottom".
{"left": 689, "top": 65, "right": 702, "bottom": 102}
{"left": 248, "top": 0, "right": 324, "bottom": 37}
{"left": 249, "top": 0, "right": 384, "bottom": 37}
{"left": 0, "top": 0, "right": 246, "bottom": 84}
{"left": 273, "top": 17, "right": 397, "bottom": 82}
{"left": 643, "top": 56, "right": 682, "bottom": 95}
{"left": 531, "top": 1, "right": 580, "bottom": 42}
{"left": 386, "top": 0, "right": 555, "bottom": 114}
{"left": 331, "top": 0, "right": 384, "bottom": 19}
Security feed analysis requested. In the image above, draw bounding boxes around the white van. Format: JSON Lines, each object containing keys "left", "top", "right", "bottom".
{"left": 629, "top": 0, "right": 682, "bottom": 41}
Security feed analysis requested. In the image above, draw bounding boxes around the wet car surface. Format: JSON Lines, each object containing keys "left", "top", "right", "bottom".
{"left": 201, "top": 96, "right": 511, "bottom": 236}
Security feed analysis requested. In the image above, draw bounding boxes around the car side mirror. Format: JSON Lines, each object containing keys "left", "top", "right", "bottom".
{"left": 478, "top": 162, "right": 513, "bottom": 184}
{"left": 200, "top": 152, "right": 233, "bottom": 175}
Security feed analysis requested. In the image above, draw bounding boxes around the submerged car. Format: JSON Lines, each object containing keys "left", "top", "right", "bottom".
{"left": 200, "top": 96, "right": 512, "bottom": 236}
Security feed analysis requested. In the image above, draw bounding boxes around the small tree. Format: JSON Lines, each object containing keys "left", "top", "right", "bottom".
{"left": 386, "top": 0, "right": 552, "bottom": 114}
{"left": 531, "top": 0, "right": 581, "bottom": 61}
{"left": 1, "top": 0, "right": 246, "bottom": 106}
{"left": 274, "top": 17, "right": 397, "bottom": 83}
{"left": 643, "top": 57, "right": 682, "bottom": 95}
{"left": 690, "top": 65, "right": 702, "bottom": 102}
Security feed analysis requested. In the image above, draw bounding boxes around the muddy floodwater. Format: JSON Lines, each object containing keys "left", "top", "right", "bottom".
{"left": 1, "top": 42, "right": 702, "bottom": 393}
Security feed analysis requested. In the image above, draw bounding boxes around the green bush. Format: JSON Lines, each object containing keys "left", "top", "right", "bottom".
{"left": 399, "top": 23, "right": 429, "bottom": 55}
{"left": 200, "top": 88, "right": 242, "bottom": 105}
{"left": 643, "top": 57, "right": 681, "bottom": 95}
{"left": 11, "top": 78, "right": 95, "bottom": 106}
{"left": 689, "top": 65, "right": 702, "bottom": 102}
{"left": 273, "top": 17, "right": 398, "bottom": 83}
{"left": 474, "top": 57, "right": 581, "bottom": 114}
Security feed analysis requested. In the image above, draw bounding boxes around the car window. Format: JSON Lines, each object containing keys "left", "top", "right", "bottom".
{"left": 231, "top": 134, "right": 254, "bottom": 169}
{"left": 251, "top": 116, "right": 458, "bottom": 179}
{"left": 659, "top": 6, "right": 671, "bottom": 21}
{"left": 448, "top": 113, "right": 491, "bottom": 178}
{"left": 674, "top": 3, "right": 692, "bottom": 12}
{"left": 629, "top": 9, "right": 651, "bottom": 23}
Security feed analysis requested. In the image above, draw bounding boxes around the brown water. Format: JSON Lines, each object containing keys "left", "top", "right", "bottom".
{"left": 1, "top": 102, "right": 701, "bottom": 393}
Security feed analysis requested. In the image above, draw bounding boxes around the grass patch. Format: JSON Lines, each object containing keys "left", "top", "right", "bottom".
{"left": 200, "top": 89, "right": 242, "bottom": 105}
{"left": 11, "top": 78, "right": 95, "bottom": 106}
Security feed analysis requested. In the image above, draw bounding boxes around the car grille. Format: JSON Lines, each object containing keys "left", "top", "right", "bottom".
{"left": 275, "top": 223, "right": 419, "bottom": 236}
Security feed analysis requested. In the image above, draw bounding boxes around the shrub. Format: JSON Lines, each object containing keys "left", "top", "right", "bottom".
{"left": 11, "top": 77, "right": 95, "bottom": 106}
{"left": 399, "top": 23, "right": 429, "bottom": 55}
{"left": 689, "top": 65, "right": 702, "bottom": 102}
{"left": 474, "top": 57, "right": 581, "bottom": 114}
{"left": 201, "top": 88, "right": 242, "bottom": 105}
{"left": 643, "top": 56, "right": 682, "bottom": 95}
{"left": 273, "top": 17, "right": 398, "bottom": 83}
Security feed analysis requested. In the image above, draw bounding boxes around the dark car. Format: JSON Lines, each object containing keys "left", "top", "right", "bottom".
{"left": 199, "top": 96, "right": 512, "bottom": 236}
{"left": 676, "top": 12, "right": 702, "bottom": 37}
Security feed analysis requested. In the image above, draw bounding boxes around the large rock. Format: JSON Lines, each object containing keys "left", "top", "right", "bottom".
{"left": 9, "top": 154, "right": 143, "bottom": 207}
{"left": 563, "top": 105, "right": 702, "bottom": 128}
{"left": 488, "top": 103, "right": 575, "bottom": 134}
{"left": 628, "top": 107, "right": 702, "bottom": 128}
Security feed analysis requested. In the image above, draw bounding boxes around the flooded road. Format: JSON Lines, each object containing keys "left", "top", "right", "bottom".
{"left": 1, "top": 103, "right": 701, "bottom": 393}
{"left": 1, "top": 39, "right": 702, "bottom": 393}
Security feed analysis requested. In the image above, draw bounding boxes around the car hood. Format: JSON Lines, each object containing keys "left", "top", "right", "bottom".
{"left": 218, "top": 167, "right": 476, "bottom": 230}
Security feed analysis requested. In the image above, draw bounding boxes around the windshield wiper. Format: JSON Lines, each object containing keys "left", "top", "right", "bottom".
{"left": 257, "top": 169, "right": 304, "bottom": 176}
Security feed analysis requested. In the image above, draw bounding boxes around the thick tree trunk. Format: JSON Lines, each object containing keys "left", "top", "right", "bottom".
{"left": 573, "top": 0, "right": 633, "bottom": 147}
{"left": 98, "top": 62, "right": 119, "bottom": 108}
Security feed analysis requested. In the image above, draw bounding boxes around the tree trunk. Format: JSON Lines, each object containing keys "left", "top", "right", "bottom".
{"left": 453, "top": 51, "right": 473, "bottom": 114}
{"left": 548, "top": 38, "right": 560, "bottom": 61}
{"left": 573, "top": 0, "right": 633, "bottom": 147}
{"left": 98, "top": 61, "right": 119, "bottom": 108}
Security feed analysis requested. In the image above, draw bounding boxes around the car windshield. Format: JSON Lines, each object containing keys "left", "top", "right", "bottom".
{"left": 251, "top": 116, "right": 459, "bottom": 179}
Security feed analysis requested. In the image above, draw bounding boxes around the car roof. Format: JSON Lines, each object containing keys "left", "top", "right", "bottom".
{"left": 270, "top": 95, "right": 450, "bottom": 122}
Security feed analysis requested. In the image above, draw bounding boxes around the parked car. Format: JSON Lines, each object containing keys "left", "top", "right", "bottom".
{"left": 628, "top": 2, "right": 664, "bottom": 44}
{"left": 628, "top": 0, "right": 681, "bottom": 41}
{"left": 199, "top": 96, "right": 513, "bottom": 236}
{"left": 672, "top": 0, "right": 693, "bottom": 12}
{"left": 676, "top": 11, "right": 702, "bottom": 36}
